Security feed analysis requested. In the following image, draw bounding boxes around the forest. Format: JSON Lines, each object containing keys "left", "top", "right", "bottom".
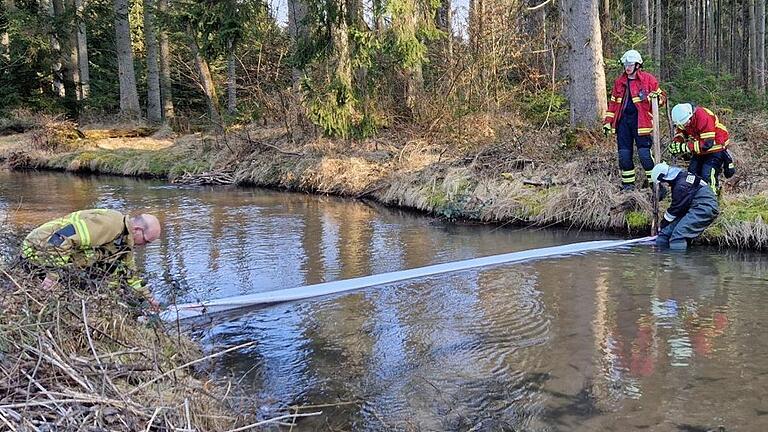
{"left": 1, "top": 0, "right": 765, "bottom": 136}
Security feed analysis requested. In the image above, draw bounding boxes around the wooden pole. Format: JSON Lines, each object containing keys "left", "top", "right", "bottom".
{"left": 665, "top": 97, "right": 677, "bottom": 165}
{"left": 651, "top": 97, "right": 662, "bottom": 235}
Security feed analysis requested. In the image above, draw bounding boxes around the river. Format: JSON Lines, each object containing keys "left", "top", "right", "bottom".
{"left": 1, "top": 170, "right": 767, "bottom": 431}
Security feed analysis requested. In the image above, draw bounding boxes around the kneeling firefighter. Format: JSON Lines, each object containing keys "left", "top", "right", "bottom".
{"left": 650, "top": 162, "right": 719, "bottom": 251}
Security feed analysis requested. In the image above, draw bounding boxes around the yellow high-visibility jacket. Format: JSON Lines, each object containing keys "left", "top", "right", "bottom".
{"left": 21, "top": 209, "right": 149, "bottom": 298}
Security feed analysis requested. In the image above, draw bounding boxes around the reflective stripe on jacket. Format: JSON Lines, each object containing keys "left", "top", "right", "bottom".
{"left": 21, "top": 209, "right": 147, "bottom": 296}
{"left": 673, "top": 107, "right": 730, "bottom": 155}
{"left": 603, "top": 70, "right": 664, "bottom": 136}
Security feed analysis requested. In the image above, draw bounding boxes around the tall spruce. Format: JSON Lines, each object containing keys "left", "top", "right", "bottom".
{"left": 74, "top": 0, "right": 89, "bottom": 99}
{"left": 114, "top": 0, "right": 140, "bottom": 117}
{"left": 144, "top": 0, "right": 162, "bottom": 123}
{"left": 157, "top": 0, "right": 174, "bottom": 120}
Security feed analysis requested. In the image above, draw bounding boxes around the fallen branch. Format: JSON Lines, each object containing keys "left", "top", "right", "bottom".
{"left": 246, "top": 131, "right": 302, "bottom": 156}
{"left": 225, "top": 411, "right": 323, "bottom": 432}
{"left": 127, "top": 341, "right": 256, "bottom": 396}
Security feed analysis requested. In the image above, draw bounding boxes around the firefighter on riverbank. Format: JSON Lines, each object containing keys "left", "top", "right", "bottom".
{"left": 668, "top": 103, "right": 736, "bottom": 195}
{"left": 603, "top": 50, "right": 665, "bottom": 191}
{"left": 21, "top": 209, "right": 162, "bottom": 310}
{"left": 650, "top": 162, "right": 719, "bottom": 250}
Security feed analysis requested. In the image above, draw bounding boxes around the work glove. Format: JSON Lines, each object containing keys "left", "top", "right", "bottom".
{"left": 602, "top": 123, "right": 612, "bottom": 137}
{"left": 659, "top": 218, "right": 671, "bottom": 230}
{"left": 667, "top": 141, "right": 689, "bottom": 156}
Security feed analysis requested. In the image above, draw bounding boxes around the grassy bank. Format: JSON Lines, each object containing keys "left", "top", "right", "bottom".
{"left": 1, "top": 111, "right": 767, "bottom": 249}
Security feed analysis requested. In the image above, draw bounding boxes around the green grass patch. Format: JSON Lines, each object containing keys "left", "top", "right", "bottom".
{"left": 719, "top": 195, "right": 768, "bottom": 223}
{"left": 626, "top": 210, "right": 651, "bottom": 229}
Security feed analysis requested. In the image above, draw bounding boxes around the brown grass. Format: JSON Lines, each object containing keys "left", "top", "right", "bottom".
{"left": 0, "top": 260, "right": 263, "bottom": 430}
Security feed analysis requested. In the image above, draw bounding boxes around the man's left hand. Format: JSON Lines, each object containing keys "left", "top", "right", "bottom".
{"left": 147, "top": 295, "right": 161, "bottom": 313}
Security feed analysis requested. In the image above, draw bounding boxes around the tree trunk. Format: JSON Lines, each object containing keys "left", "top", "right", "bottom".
{"left": 749, "top": 0, "right": 756, "bottom": 88}
{"left": 392, "top": 0, "right": 423, "bottom": 115}
{"left": 636, "top": 0, "right": 650, "bottom": 55}
{"left": 564, "top": 0, "right": 607, "bottom": 127}
{"left": 330, "top": 0, "right": 353, "bottom": 94}
{"left": 189, "top": 31, "right": 222, "bottom": 131}
{"left": 1, "top": 0, "right": 10, "bottom": 63}
{"left": 686, "top": 0, "right": 693, "bottom": 57}
{"left": 373, "top": 0, "right": 385, "bottom": 30}
{"left": 53, "top": 0, "right": 79, "bottom": 115}
{"left": 227, "top": 40, "right": 237, "bottom": 116}
{"left": 42, "top": 0, "right": 65, "bottom": 97}
{"left": 699, "top": 0, "right": 705, "bottom": 58}
{"left": 287, "top": 0, "right": 308, "bottom": 84}
{"left": 716, "top": 0, "right": 721, "bottom": 75}
{"left": 743, "top": 0, "right": 750, "bottom": 88}
{"left": 758, "top": 0, "right": 765, "bottom": 93}
{"left": 436, "top": 0, "right": 453, "bottom": 61}
{"left": 157, "top": 0, "right": 174, "bottom": 120}
{"left": 114, "top": 0, "right": 140, "bottom": 117}
{"left": 75, "top": 0, "right": 89, "bottom": 99}
{"left": 601, "top": 0, "right": 610, "bottom": 53}
{"left": 143, "top": 0, "right": 161, "bottom": 123}
{"left": 654, "top": 0, "right": 661, "bottom": 75}
{"left": 730, "top": 0, "right": 736, "bottom": 73}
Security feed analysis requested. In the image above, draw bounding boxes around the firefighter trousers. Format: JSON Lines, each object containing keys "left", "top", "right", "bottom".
{"left": 617, "top": 119, "right": 655, "bottom": 186}
{"left": 656, "top": 187, "right": 719, "bottom": 250}
{"left": 688, "top": 151, "right": 727, "bottom": 195}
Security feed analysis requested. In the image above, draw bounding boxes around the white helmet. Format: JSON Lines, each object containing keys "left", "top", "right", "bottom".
{"left": 650, "top": 162, "right": 670, "bottom": 184}
{"left": 620, "top": 50, "right": 643, "bottom": 67}
{"left": 671, "top": 103, "right": 694, "bottom": 127}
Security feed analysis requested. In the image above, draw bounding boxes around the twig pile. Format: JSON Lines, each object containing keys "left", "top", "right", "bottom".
{"left": 172, "top": 170, "right": 236, "bottom": 186}
{"left": 0, "top": 264, "right": 255, "bottom": 431}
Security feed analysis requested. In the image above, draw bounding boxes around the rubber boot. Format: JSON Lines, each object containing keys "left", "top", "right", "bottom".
{"left": 669, "top": 240, "right": 688, "bottom": 251}
{"left": 655, "top": 233, "right": 670, "bottom": 248}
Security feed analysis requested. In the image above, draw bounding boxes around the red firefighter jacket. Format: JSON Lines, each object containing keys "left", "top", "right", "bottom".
{"left": 673, "top": 106, "right": 730, "bottom": 155}
{"left": 603, "top": 70, "right": 664, "bottom": 136}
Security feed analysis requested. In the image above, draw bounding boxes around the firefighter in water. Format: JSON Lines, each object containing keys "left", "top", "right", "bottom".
{"left": 603, "top": 49, "right": 665, "bottom": 191}
{"left": 667, "top": 103, "right": 736, "bottom": 195}
{"left": 21, "top": 209, "right": 162, "bottom": 310}
{"left": 650, "top": 162, "right": 719, "bottom": 250}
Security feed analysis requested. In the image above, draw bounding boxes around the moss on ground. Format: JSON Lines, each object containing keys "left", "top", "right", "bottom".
{"left": 626, "top": 211, "right": 651, "bottom": 230}
{"left": 720, "top": 195, "right": 768, "bottom": 222}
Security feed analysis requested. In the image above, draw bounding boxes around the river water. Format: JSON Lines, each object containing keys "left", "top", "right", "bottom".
{"left": 1, "top": 170, "right": 767, "bottom": 431}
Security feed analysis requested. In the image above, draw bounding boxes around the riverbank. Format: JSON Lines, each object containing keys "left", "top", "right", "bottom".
{"left": 1, "top": 111, "right": 767, "bottom": 249}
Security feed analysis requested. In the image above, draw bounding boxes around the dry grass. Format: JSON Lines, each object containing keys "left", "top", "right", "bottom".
{"left": 0, "top": 258, "right": 277, "bottom": 431}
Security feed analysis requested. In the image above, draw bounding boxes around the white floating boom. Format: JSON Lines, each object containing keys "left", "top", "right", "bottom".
{"left": 161, "top": 236, "right": 655, "bottom": 321}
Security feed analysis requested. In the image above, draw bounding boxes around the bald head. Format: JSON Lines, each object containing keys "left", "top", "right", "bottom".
{"left": 131, "top": 213, "right": 161, "bottom": 245}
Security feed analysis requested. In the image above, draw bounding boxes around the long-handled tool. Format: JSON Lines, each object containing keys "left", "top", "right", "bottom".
{"left": 651, "top": 97, "right": 661, "bottom": 235}
{"left": 664, "top": 93, "right": 678, "bottom": 164}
